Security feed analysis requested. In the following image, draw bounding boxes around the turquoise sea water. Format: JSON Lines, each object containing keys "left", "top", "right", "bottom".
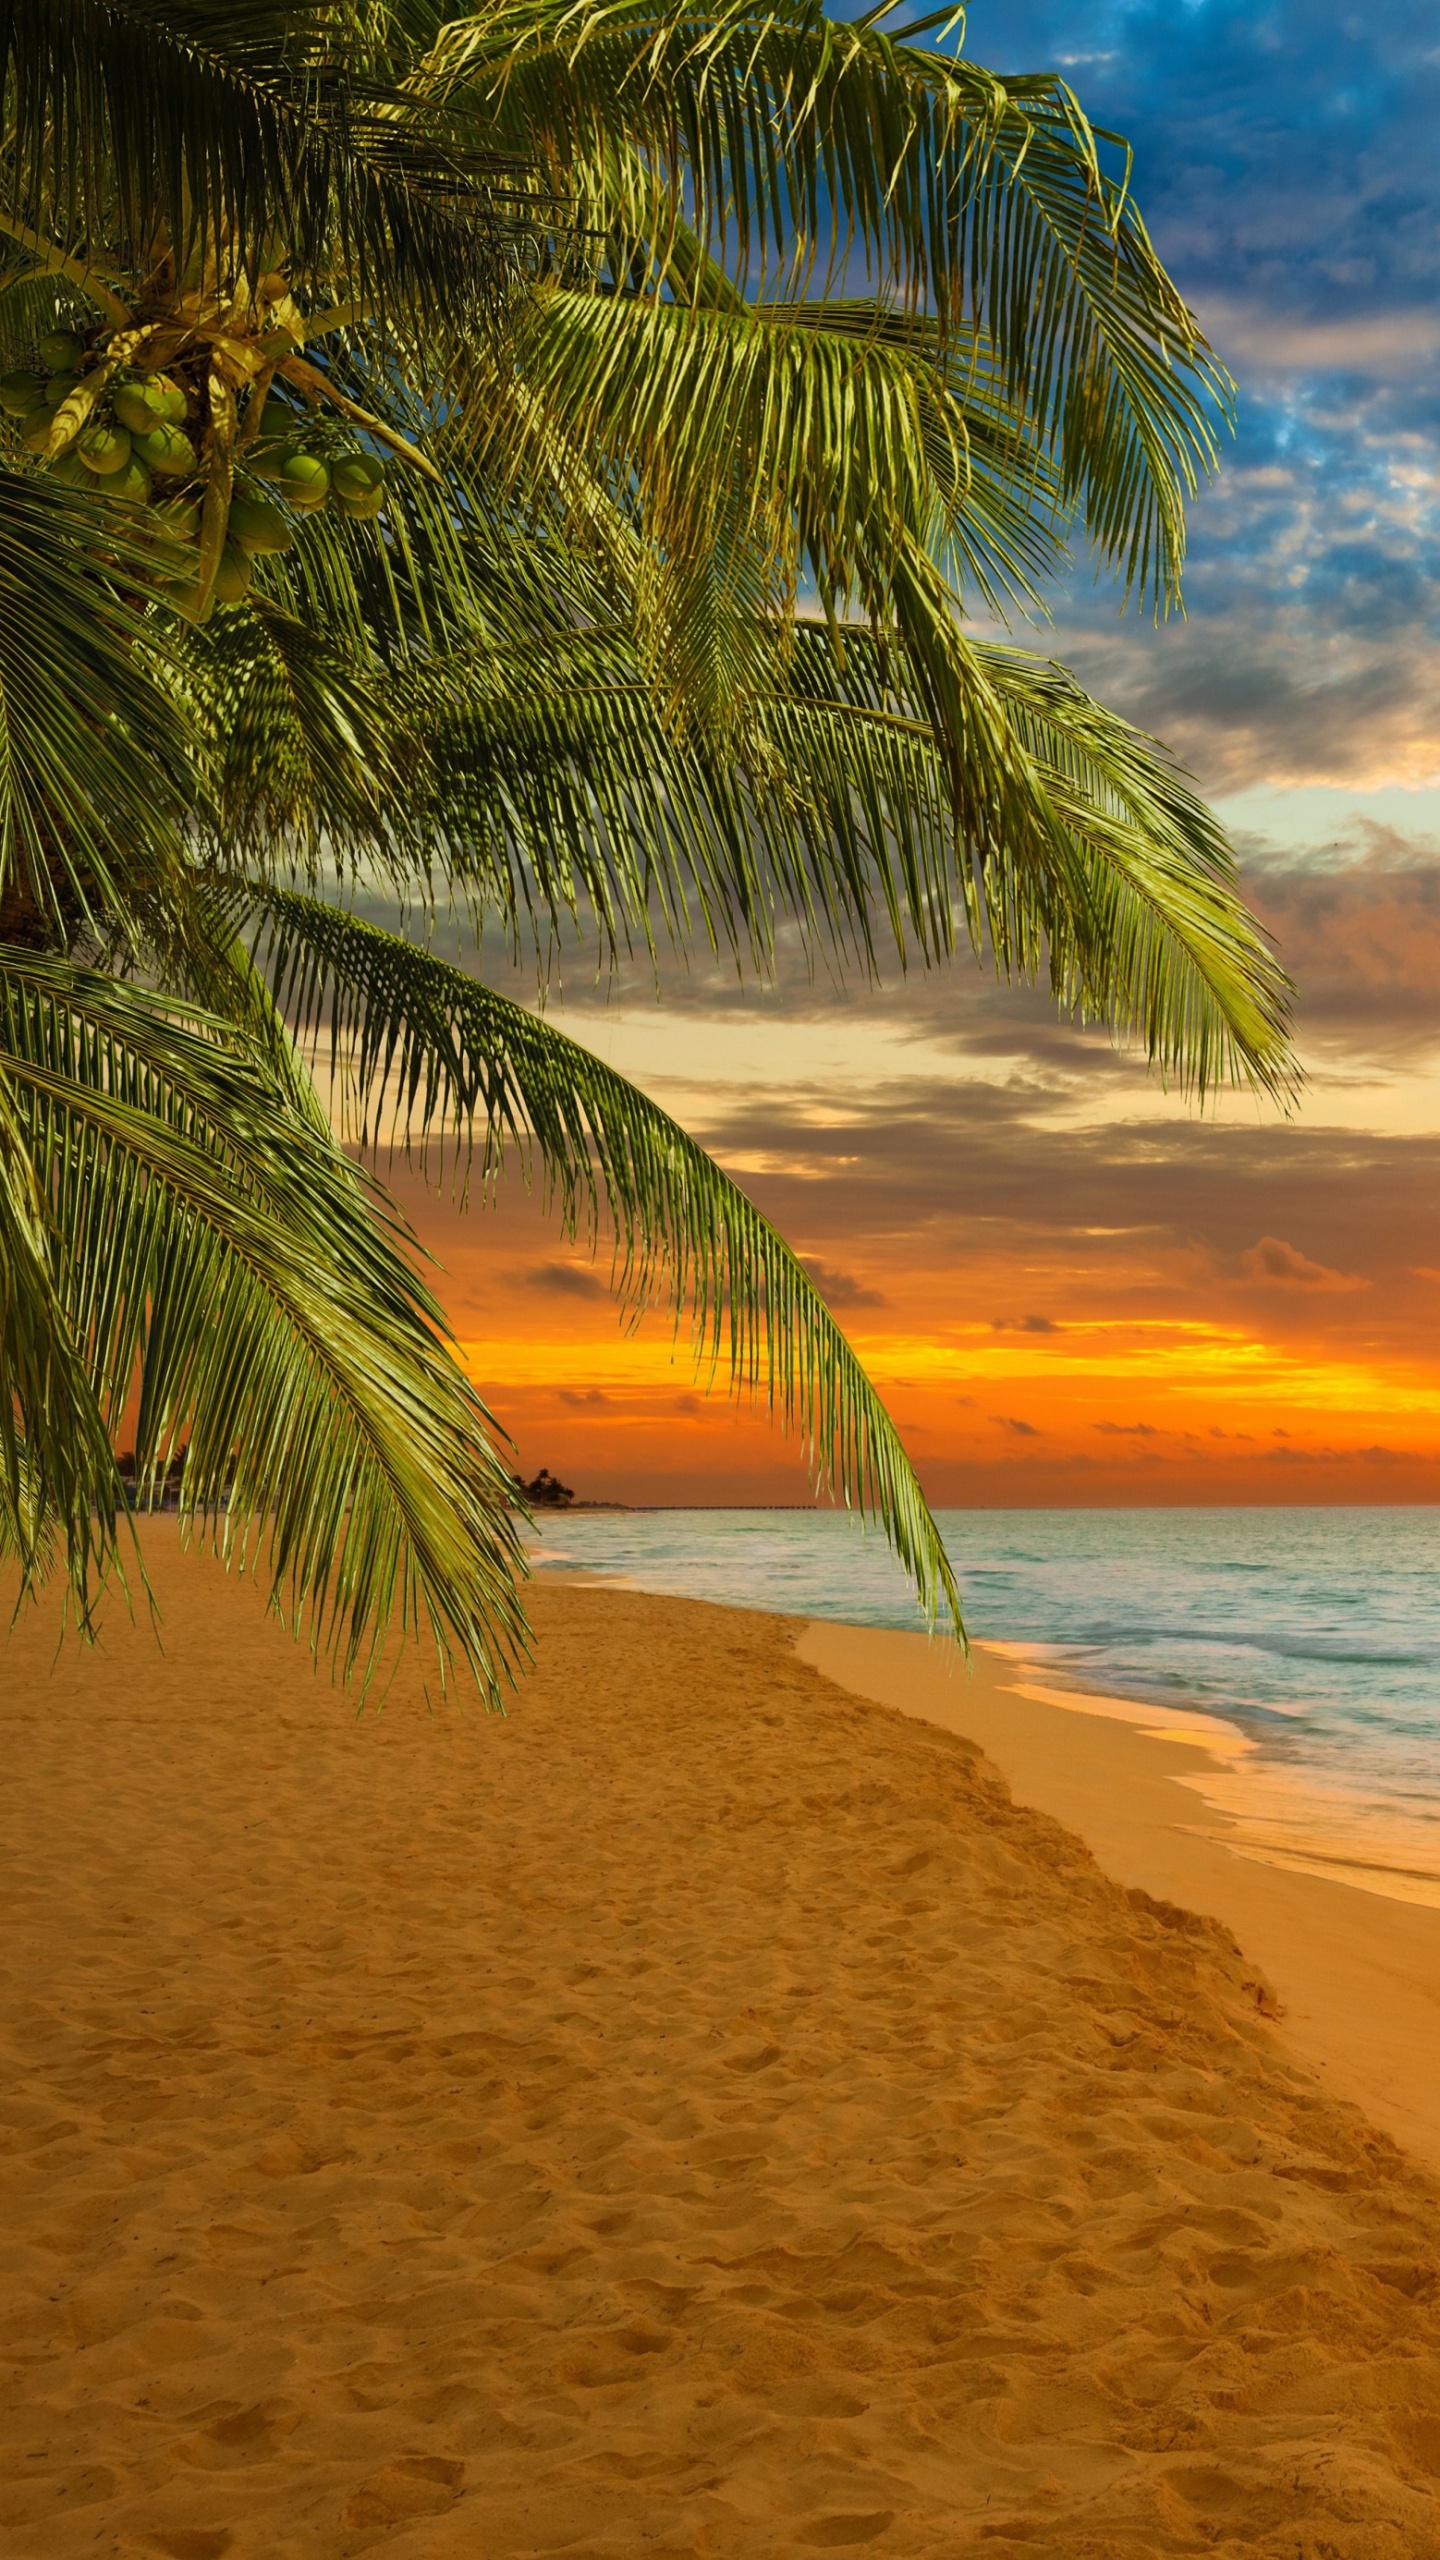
{"left": 530, "top": 1507, "right": 1440, "bottom": 1899}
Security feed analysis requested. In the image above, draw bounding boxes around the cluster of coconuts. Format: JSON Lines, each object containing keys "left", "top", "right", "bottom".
{"left": 1, "top": 328, "right": 390, "bottom": 607}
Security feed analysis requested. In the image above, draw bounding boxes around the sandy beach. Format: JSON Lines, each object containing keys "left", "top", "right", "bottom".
{"left": 801, "top": 1623, "right": 1440, "bottom": 2176}
{"left": 5, "top": 1530, "right": 1440, "bottom": 2555}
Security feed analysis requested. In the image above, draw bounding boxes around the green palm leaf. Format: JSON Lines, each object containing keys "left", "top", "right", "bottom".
{"left": 0, "top": 0, "right": 525, "bottom": 323}
{"left": 235, "top": 884, "right": 964, "bottom": 1635}
{"left": 0, "top": 1062, "right": 122, "bottom": 1598}
{"left": 0, "top": 947, "right": 528, "bottom": 1691}
{"left": 425, "top": 0, "right": 1232, "bottom": 605}
{"left": 0, "top": 468, "right": 194, "bottom": 943}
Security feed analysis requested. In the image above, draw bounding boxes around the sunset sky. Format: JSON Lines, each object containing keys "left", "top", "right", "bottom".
{"left": 421, "top": 0, "right": 1440, "bottom": 1508}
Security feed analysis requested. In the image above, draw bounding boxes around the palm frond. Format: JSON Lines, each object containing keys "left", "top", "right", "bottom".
{"left": 0, "top": 0, "right": 526, "bottom": 322}
{"left": 235, "top": 884, "right": 963, "bottom": 1635}
{"left": 0, "top": 1061, "right": 123, "bottom": 1599}
{"left": 175, "top": 596, "right": 427, "bottom": 873}
{"left": 296, "top": 608, "right": 1291, "bottom": 1096}
{"left": 454, "top": 285, "right": 1071, "bottom": 739}
{"left": 0, "top": 947, "right": 528, "bottom": 1691}
{"left": 425, "top": 0, "right": 1232, "bottom": 605}
{"left": 0, "top": 468, "right": 195, "bottom": 942}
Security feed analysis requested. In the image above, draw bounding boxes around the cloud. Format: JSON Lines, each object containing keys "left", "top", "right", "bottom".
{"left": 800, "top": 1258, "right": 887, "bottom": 1308}
{"left": 1052, "top": 615, "right": 1440, "bottom": 799}
{"left": 945, "top": 0, "right": 1440, "bottom": 796}
{"left": 1237, "top": 1236, "right": 1369, "bottom": 1292}
{"left": 993, "top": 1416, "right": 1041, "bottom": 1436}
{"left": 525, "top": 1261, "right": 610, "bottom": 1300}
{"left": 559, "top": 1387, "right": 611, "bottom": 1407}
{"left": 1262, "top": 1441, "right": 1409, "bottom": 1464}
{"left": 1203, "top": 304, "right": 1440, "bottom": 380}
{"left": 992, "top": 1313, "right": 1062, "bottom": 1333}
{"left": 1095, "top": 1420, "right": 1160, "bottom": 1437}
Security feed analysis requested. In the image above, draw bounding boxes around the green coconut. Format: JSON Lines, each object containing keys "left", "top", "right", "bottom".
{"left": 38, "top": 328, "right": 87, "bottom": 373}
{"left": 40, "top": 370, "right": 82, "bottom": 410}
{"left": 227, "top": 495, "right": 293, "bottom": 554}
{"left": 21, "top": 410, "right": 57, "bottom": 453}
{"left": 150, "top": 529, "right": 199, "bottom": 583}
{"left": 115, "top": 377, "right": 190, "bottom": 434}
{"left": 212, "top": 543, "right": 254, "bottom": 603}
{"left": 48, "top": 447, "right": 91, "bottom": 487}
{"left": 154, "top": 495, "right": 203, "bottom": 544}
{"left": 251, "top": 393, "right": 296, "bottom": 442}
{"left": 77, "top": 423, "right": 132, "bottom": 475}
{"left": 133, "top": 421, "right": 196, "bottom": 479}
{"left": 106, "top": 456, "right": 153, "bottom": 507}
{"left": 0, "top": 371, "right": 43, "bottom": 417}
{"left": 334, "top": 482, "right": 387, "bottom": 522}
{"left": 331, "top": 452, "right": 386, "bottom": 501}
{"left": 277, "top": 450, "right": 330, "bottom": 512}
{"left": 115, "top": 382, "right": 167, "bottom": 434}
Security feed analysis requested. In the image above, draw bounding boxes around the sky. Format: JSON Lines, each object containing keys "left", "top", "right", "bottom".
{"left": 416, "top": 0, "right": 1440, "bottom": 1508}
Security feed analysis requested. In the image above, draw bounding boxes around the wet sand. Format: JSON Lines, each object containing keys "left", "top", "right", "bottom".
{"left": 4, "top": 1527, "right": 1440, "bottom": 2555}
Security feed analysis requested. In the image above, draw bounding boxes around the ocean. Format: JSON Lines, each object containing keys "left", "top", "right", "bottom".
{"left": 529, "top": 1505, "right": 1440, "bottom": 1905}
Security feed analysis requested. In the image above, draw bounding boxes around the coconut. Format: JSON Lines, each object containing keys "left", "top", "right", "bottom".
{"left": 0, "top": 371, "right": 43, "bottom": 416}
{"left": 277, "top": 451, "right": 330, "bottom": 512}
{"left": 331, "top": 453, "right": 386, "bottom": 501}
{"left": 21, "top": 410, "right": 57, "bottom": 453}
{"left": 334, "top": 483, "right": 387, "bottom": 521}
{"left": 48, "top": 448, "right": 92, "bottom": 487}
{"left": 254, "top": 393, "right": 296, "bottom": 442}
{"left": 106, "top": 457, "right": 153, "bottom": 508}
{"left": 150, "top": 516, "right": 200, "bottom": 580}
{"left": 227, "top": 495, "right": 293, "bottom": 554}
{"left": 154, "top": 496, "right": 203, "bottom": 545}
{"left": 115, "top": 382, "right": 166, "bottom": 434}
{"left": 133, "top": 422, "right": 196, "bottom": 479}
{"left": 77, "top": 424, "right": 132, "bottom": 475}
{"left": 115, "top": 378, "right": 189, "bottom": 433}
{"left": 40, "top": 371, "right": 82, "bottom": 410}
{"left": 38, "top": 328, "right": 87, "bottom": 372}
{"left": 212, "top": 543, "right": 254, "bottom": 603}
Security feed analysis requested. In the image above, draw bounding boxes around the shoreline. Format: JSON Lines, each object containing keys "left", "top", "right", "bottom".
{"left": 800, "top": 1620, "right": 1440, "bottom": 2176}
{"left": 8, "top": 1532, "right": 1440, "bottom": 2550}
{"left": 533, "top": 1547, "right": 1440, "bottom": 2171}
{"left": 525, "top": 1519, "right": 1440, "bottom": 1922}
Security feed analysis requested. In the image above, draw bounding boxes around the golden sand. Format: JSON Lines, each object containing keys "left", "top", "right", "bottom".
{"left": 800, "top": 1623, "right": 1440, "bottom": 2176}
{"left": 4, "top": 1527, "right": 1440, "bottom": 2555}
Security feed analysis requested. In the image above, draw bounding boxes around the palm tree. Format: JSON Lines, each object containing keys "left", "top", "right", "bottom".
{"left": 0, "top": 0, "right": 1291, "bottom": 1692}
